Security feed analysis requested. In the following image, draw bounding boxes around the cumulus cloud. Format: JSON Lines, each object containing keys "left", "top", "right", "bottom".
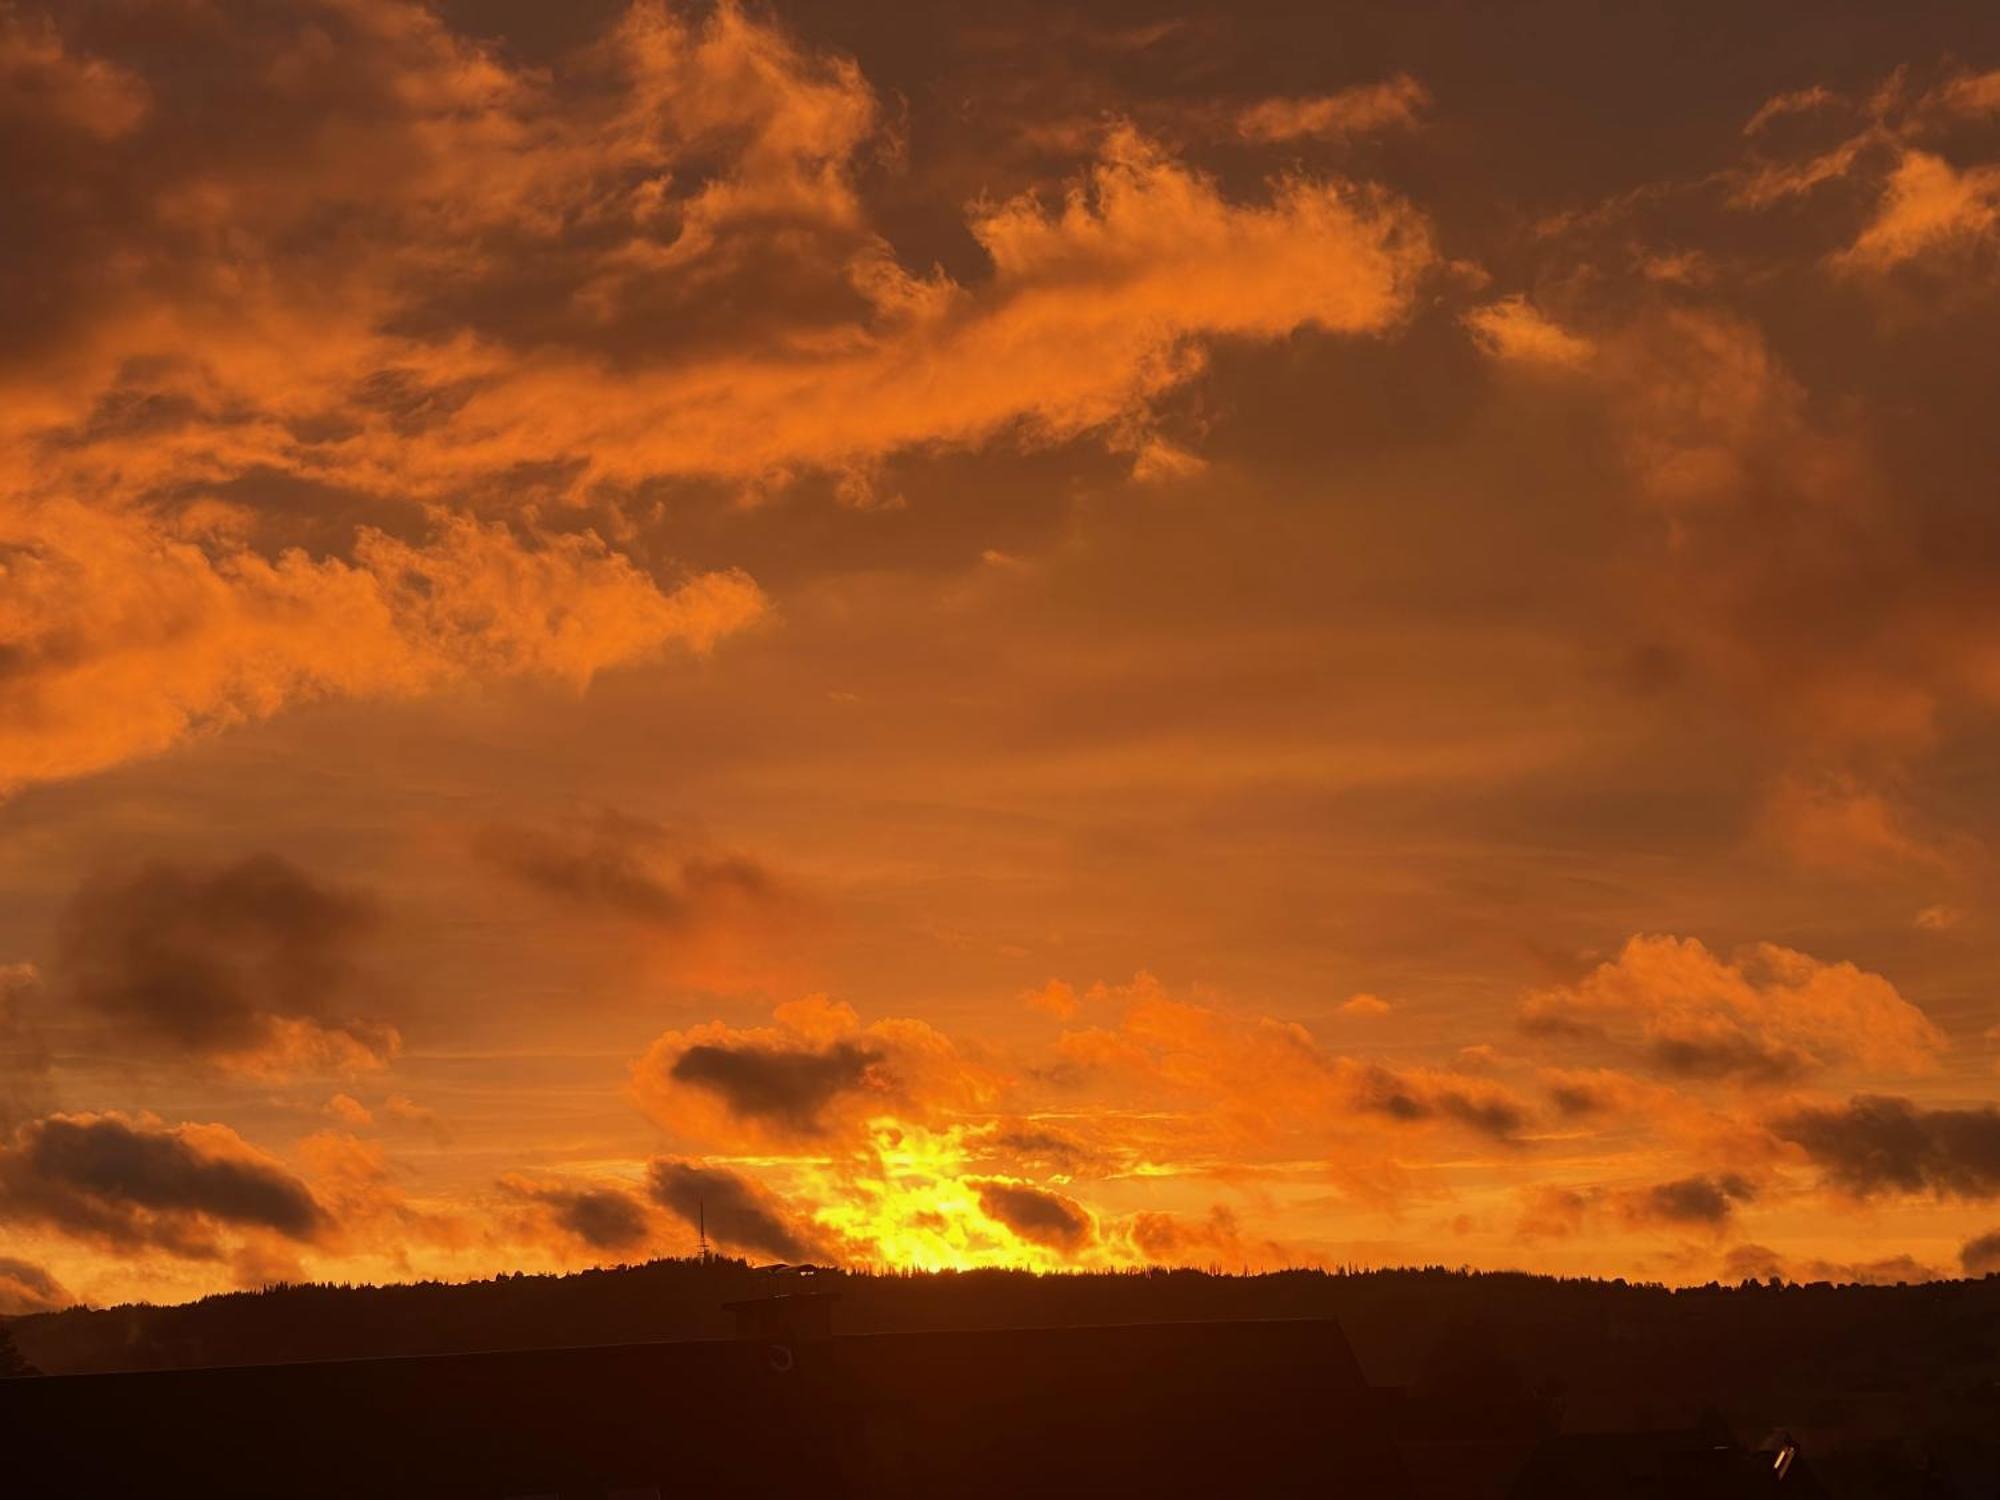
{"left": 0, "top": 1253, "right": 73, "bottom": 1315}
{"left": 0, "top": 1112, "right": 326, "bottom": 1258}
{"left": 971, "top": 1179, "right": 1094, "bottom": 1253}
{"left": 55, "top": 853, "right": 396, "bottom": 1077}
{"left": 1519, "top": 935, "right": 1943, "bottom": 1085}
{"left": 646, "top": 1157, "right": 827, "bottom": 1262}
{"left": 0, "top": 504, "right": 763, "bottom": 791}
{"left": 1773, "top": 1094, "right": 2000, "bottom": 1200}
{"left": 0, "top": 0, "right": 1439, "bottom": 788}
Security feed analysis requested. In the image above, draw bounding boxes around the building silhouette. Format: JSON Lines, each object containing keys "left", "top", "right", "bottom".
{"left": 2, "top": 1309, "right": 1410, "bottom": 1498}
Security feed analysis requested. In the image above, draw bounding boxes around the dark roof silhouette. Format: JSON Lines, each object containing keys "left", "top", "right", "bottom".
{"left": 2, "top": 1314, "right": 1411, "bottom": 1498}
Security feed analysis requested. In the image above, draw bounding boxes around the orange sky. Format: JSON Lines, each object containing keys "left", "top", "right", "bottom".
{"left": 6, "top": 0, "right": 2000, "bottom": 1313}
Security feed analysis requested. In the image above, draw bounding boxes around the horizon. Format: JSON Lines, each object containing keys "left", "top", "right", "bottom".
{"left": 7, "top": 0, "right": 2000, "bottom": 1324}
{"left": 21, "top": 1252, "right": 1985, "bottom": 1326}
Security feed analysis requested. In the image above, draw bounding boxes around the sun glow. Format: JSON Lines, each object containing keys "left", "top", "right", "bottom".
{"left": 806, "top": 1119, "right": 1127, "bottom": 1272}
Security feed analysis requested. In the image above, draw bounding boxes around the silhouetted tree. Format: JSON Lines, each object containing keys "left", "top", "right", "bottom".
{"left": 0, "top": 1322, "right": 41, "bottom": 1377}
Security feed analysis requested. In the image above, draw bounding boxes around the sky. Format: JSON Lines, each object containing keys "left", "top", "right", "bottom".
{"left": 5, "top": 0, "right": 2000, "bottom": 1314}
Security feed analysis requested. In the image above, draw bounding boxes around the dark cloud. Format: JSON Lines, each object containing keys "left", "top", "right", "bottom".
{"left": 667, "top": 1039, "right": 883, "bottom": 1136}
{"left": 985, "top": 1125, "right": 1100, "bottom": 1175}
{"left": 55, "top": 854, "right": 394, "bottom": 1073}
{"left": 1546, "top": 1080, "right": 1609, "bottom": 1117}
{"left": 1352, "top": 1065, "right": 1528, "bottom": 1141}
{"left": 0, "top": 1113, "right": 328, "bottom": 1258}
{"left": 1648, "top": 1032, "right": 1811, "bottom": 1085}
{"left": 972, "top": 1180, "right": 1093, "bottom": 1253}
{"left": 1436, "top": 1090, "right": 1529, "bottom": 1141}
{"left": 1629, "top": 1173, "right": 1757, "bottom": 1227}
{"left": 475, "top": 815, "right": 780, "bottom": 928}
{"left": 646, "top": 1159, "right": 825, "bottom": 1262}
{"left": 0, "top": 1254, "right": 72, "bottom": 1314}
{"left": 501, "top": 1177, "right": 652, "bottom": 1252}
{"left": 1773, "top": 1094, "right": 2000, "bottom": 1200}
{"left": 1961, "top": 1229, "right": 2000, "bottom": 1277}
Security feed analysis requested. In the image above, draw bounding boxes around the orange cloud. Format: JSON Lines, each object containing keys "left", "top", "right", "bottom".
{"left": 1461, "top": 296, "right": 1595, "bottom": 368}
{"left": 0, "top": 503, "right": 762, "bottom": 790}
{"left": 1521, "top": 935, "right": 1944, "bottom": 1085}
{"left": 1, "top": 1, "right": 1436, "bottom": 791}
{"left": 1835, "top": 150, "right": 2000, "bottom": 271}
{"left": 1235, "top": 74, "right": 1429, "bottom": 142}
{"left": 0, "top": 1254, "right": 72, "bottom": 1315}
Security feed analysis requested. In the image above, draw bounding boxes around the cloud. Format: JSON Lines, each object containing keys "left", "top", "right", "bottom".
{"left": 500, "top": 1175, "right": 654, "bottom": 1253}
{"left": 1051, "top": 972, "right": 1531, "bottom": 1151}
{"left": 0, "top": 963, "right": 50, "bottom": 1128}
{"left": 1742, "top": 86, "right": 1841, "bottom": 138}
{"left": 383, "top": 1094, "right": 450, "bottom": 1146}
{"left": 472, "top": 816, "right": 784, "bottom": 936}
{"left": 1519, "top": 935, "right": 1943, "bottom": 1085}
{"left": 1723, "top": 1242, "right": 1942, "bottom": 1286}
{"left": 1340, "top": 993, "right": 1393, "bottom": 1018}
{"left": 54, "top": 853, "right": 396, "bottom": 1077}
{"left": 632, "top": 995, "right": 991, "bottom": 1146}
{"left": 1773, "top": 1094, "right": 2000, "bottom": 1200}
{"left": 294, "top": 1130, "right": 472, "bottom": 1261}
{"left": 0, "top": 1254, "right": 72, "bottom": 1315}
{"left": 1350, "top": 1063, "right": 1531, "bottom": 1142}
{"left": 1515, "top": 1185, "right": 1597, "bottom": 1241}
{"left": 0, "top": 11, "right": 149, "bottom": 142}
{"left": 1759, "top": 772, "right": 1959, "bottom": 875}
{"left": 1962, "top": 1229, "right": 2000, "bottom": 1276}
{"left": 668, "top": 1038, "right": 884, "bottom": 1136}
{"left": 1622, "top": 1173, "right": 1757, "bottom": 1229}
{"left": 1538, "top": 1067, "right": 1660, "bottom": 1120}
{"left": 325, "top": 1094, "right": 374, "bottom": 1128}
{"left": 1235, "top": 74, "right": 1429, "bottom": 142}
{"left": 1126, "top": 1203, "right": 1292, "bottom": 1270}
{"left": 1023, "top": 980, "right": 1080, "bottom": 1019}
{"left": 0, "top": 1112, "right": 327, "bottom": 1258}
{"left": 0, "top": 1, "right": 1438, "bottom": 787}
{"left": 1462, "top": 296, "right": 1595, "bottom": 368}
{"left": 1835, "top": 150, "right": 2000, "bottom": 273}
{"left": 0, "top": 503, "right": 764, "bottom": 791}
{"left": 1519, "top": 1172, "right": 1759, "bottom": 1241}
{"left": 646, "top": 1157, "right": 827, "bottom": 1262}
{"left": 971, "top": 1179, "right": 1094, "bottom": 1254}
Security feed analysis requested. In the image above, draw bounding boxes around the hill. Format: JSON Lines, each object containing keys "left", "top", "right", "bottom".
{"left": 8, "top": 1260, "right": 2000, "bottom": 1493}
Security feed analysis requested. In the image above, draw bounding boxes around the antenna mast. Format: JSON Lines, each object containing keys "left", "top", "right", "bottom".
{"left": 698, "top": 1194, "right": 709, "bottom": 1263}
